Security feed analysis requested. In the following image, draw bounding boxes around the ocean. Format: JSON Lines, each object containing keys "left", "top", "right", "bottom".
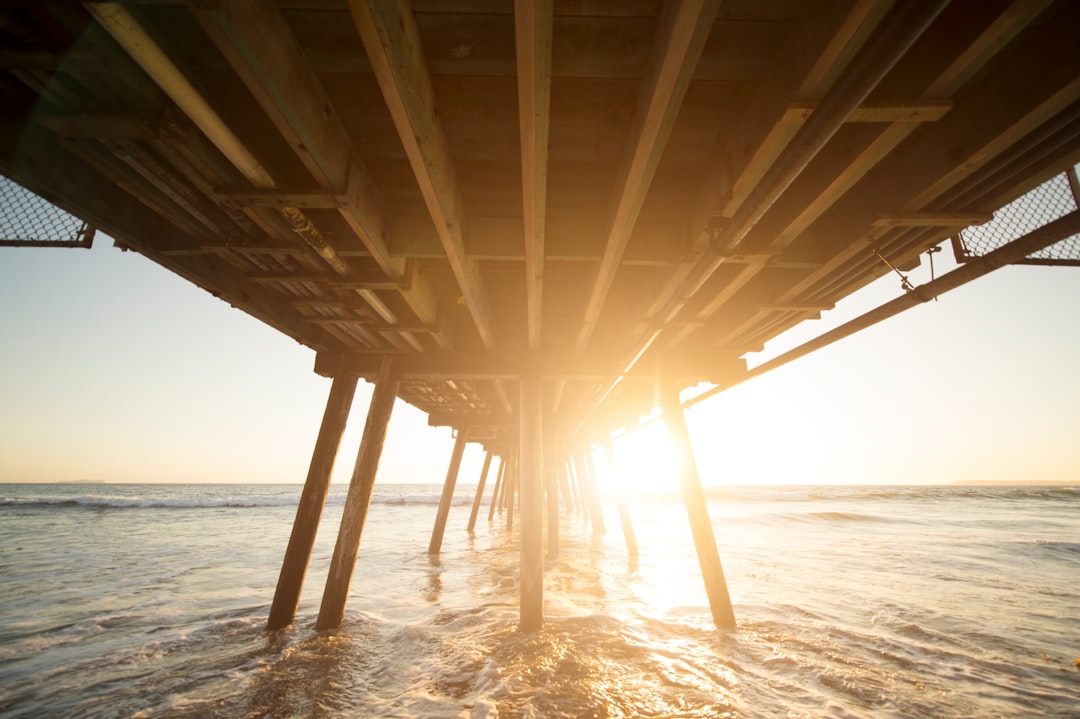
{"left": 0, "top": 482, "right": 1077, "bottom": 718}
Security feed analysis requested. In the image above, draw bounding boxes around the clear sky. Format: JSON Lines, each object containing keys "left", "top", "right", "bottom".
{"left": 1, "top": 227, "right": 1078, "bottom": 487}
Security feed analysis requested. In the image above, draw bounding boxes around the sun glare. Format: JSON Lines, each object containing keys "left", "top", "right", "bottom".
{"left": 598, "top": 420, "right": 682, "bottom": 497}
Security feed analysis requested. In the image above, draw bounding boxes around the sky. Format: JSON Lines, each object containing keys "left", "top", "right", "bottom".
{"left": 1, "top": 224, "right": 1079, "bottom": 487}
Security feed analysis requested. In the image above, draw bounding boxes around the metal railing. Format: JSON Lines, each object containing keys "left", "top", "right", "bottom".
{"left": 0, "top": 175, "right": 94, "bottom": 248}
{"left": 953, "top": 167, "right": 1080, "bottom": 266}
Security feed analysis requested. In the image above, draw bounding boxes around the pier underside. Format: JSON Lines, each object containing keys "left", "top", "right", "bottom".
{"left": 4, "top": 0, "right": 1080, "bottom": 630}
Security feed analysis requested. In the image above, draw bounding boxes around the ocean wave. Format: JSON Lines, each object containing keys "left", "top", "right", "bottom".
{"left": 0, "top": 491, "right": 480, "bottom": 511}
{"left": 0, "top": 495, "right": 301, "bottom": 510}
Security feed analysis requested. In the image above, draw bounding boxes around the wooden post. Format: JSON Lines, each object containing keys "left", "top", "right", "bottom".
{"left": 467, "top": 448, "right": 494, "bottom": 533}
{"left": 558, "top": 456, "right": 574, "bottom": 514}
{"left": 428, "top": 428, "right": 469, "bottom": 555}
{"left": 315, "top": 358, "right": 399, "bottom": 631}
{"left": 544, "top": 425, "right": 559, "bottom": 558}
{"left": 582, "top": 450, "right": 606, "bottom": 535}
{"left": 603, "top": 439, "right": 639, "bottom": 562}
{"left": 659, "top": 381, "right": 736, "bottom": 630}
{"left": 267, "top": 375, "right": 358, "bottom": 631}
{"left": 569, "top": 458, "right": 587, "bottom": 519}
{"left": 488, "top": 455, "right": 505, "bottom": 522}
{"left": 505, "top": 444, "right": 518, "bottom": 532}
{"left": 519, "top": 377, "right": 544, "bottom": 631}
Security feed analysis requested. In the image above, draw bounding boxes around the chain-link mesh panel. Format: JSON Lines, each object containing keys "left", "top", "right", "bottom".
{"left": 1, "top": 175, "right": 94, "bottom": 248}
{"left": 953, "top": 169, "right": 1080, "bottom": 266}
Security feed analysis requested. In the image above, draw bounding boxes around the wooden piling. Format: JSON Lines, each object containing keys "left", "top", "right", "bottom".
{"left": 545, "top": 426, "right": 559, "bottom": 558}
{"left": 467, "top": 448, "right": 494, "bottom": 533}
{"left": 316, "top": 358, "right": 399, "bottom": 631}
{"left": 582, "top": 451, "right": 606, "bottom": 535}
{"left": 428, "top": 428, "right": 469, "bottom": 555}
{"left": 558, "top": 457, "right": 574, "bottom": 514}
{"left": 267, "top": 375, "right": 358, "bottom": 631}
{"left": 659, "top": 381, "right": 736, "bottom": 630}
{"left": 519, "top": 377, "right": 544, "bottom": 630}
{"left": 488, "top": 456, "right": 505, "bottom": 522}
{"left": 505, "top": 444, "right": 518, "bottom": 532}
{"left": 569, "top": 458, "right": 587, "bottom": 519}
{"left": 603, "top": 439, "right": 638, "bottom": 562}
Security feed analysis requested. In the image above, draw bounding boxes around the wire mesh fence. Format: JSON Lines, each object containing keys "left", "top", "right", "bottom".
{"left": 1, "top": 175, "right": 94, "bottom": 248}
{"left": 953, "top": 168, "right": 1080, "bottom": 266}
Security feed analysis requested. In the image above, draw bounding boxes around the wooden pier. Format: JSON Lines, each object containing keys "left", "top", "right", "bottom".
{"left": 3, "top": 0, "right": 1080, "bottom": 632}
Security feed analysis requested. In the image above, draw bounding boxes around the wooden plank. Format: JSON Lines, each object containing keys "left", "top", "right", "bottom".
{"left": 316, "top": 357, "right": 399, "bottom": 630}
{"left": 190, "top": 0, "right": 350, "bottom": 188}
{"left": 924, "top": 0, "right": 1055, "bottom": 98}
{"left": 268, "top": 375, "right": 358, "bottom": 630}
{"left": 515, "top": 0, "right": 553, "bottom": 350}
{"left": 575, "top": 0, "right": 722, "bottom": 351}
{"left": 350, "top": 0, "right": 496, "bottom": 349}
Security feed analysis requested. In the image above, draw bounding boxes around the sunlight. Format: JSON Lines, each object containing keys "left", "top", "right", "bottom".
{"left": 595, "top": 379, "right": 833, "bottom": 493}
{"left": 597, "top": 417, "right": 681, "bottom": 497}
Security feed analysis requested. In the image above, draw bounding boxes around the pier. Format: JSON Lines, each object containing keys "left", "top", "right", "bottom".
{"left": 3, "top": 0, "right": 1079, "bottom": 632}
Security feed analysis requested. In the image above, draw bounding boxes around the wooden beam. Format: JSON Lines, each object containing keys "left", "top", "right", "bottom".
{"left": 714, "top": 0, "right": 895, "bottom": 221}
{"left": 350, "top": 0, "right": 496, "bottom": 349}
{"left": 924, "top": 0, "right": 1055, "bottom": 98}
{"left": 315, "top": 349, "right": 745, "bottom": 385}
{"left": 576, "top": 0, "right": 722, "bottom": 351}
{"left": 316, "top": 357, "right": 399, "bottom": 630}
{"left": 515, "top": 0, "right": 553, "bottom": 351}
{"left": 268, "top": 374, "right": 358, "bottom": 630}
{"left": 191, "top": 0, "right": 442, "bottom": 333}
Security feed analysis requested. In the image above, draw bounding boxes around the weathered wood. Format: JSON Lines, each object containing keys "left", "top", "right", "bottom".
{"left": 267, "top": 374, "right": 358, "bottom": 631}
{"left": 467, "top": 448, "right": 494, "bottom": 533}
{"left": 505, "top": 445, "right": 518, "bottom": 532}
{"left": 518, "top": 376, "right": 544, "bottom": 630}
{"left": 575, "top": 0, "right": 722, "bottom": 351}
{"left": 428, "top": 429, "right": 469, "bottom": 555}
{"left": 558, "top": 458, "right": 575, "bottom": 514}
{"left": 349, "top": 0, "right": 496, "bottom": 349}
{"left": 316, "top": 357, "right": 399, "bottom": 631}
{"left": 581, "top": 451, "right": 606, "bottom": 536}
{"left": 545, "top": 426, "right": 560, "bottom": 558}
{"left": 659, "top": 380, "right": 736, "bottom": 630}
{"left": 515, "top": 0, "right": 553, "bottom": 350}
{"left": 603, "top": 439, "right": 639, "bottom": 563}
{"left": 488, "top": 456, "right": 505, "bottom": 521}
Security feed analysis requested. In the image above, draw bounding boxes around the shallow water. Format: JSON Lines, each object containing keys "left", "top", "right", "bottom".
{"left": 1, "top": 483, "right": 1077, "bottom": 717}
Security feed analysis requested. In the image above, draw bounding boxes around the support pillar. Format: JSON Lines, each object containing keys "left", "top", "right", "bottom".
{"left": 570, "top": 458, "right": 587, "bottom": 519}
{"left": 603, "top": 439, "right": 638, "bottom": 562}
{"left": 558, "top": 457, "right": 574, "bottom": 514}
{"left": 267, "top": 374, "right": 358, "bottom": 631}
{"left": 505, "top": 444, "right": 518, "bottom": 532}
{"left": 582, "top": 451, "right": 605, "bottom": 535}
{"left": 659, "top": 381, "right": 736, "bottom": 630}
{"left": 428, "top": 428, "right": 469, "bottom": 555}
{"left": 316, "top": 358, "right": 399, "bottom": 631}
{"left": 488, "top": 456, "right": 505, "bottom": 522}
{"left": 544, "top": 427, "right": 559, "bottom": 558}
{"left": 519, "top": 377, "right": 544, "bottom": 631}
{"left": 467, "top": 449, "right": 494, "bottom": 533}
